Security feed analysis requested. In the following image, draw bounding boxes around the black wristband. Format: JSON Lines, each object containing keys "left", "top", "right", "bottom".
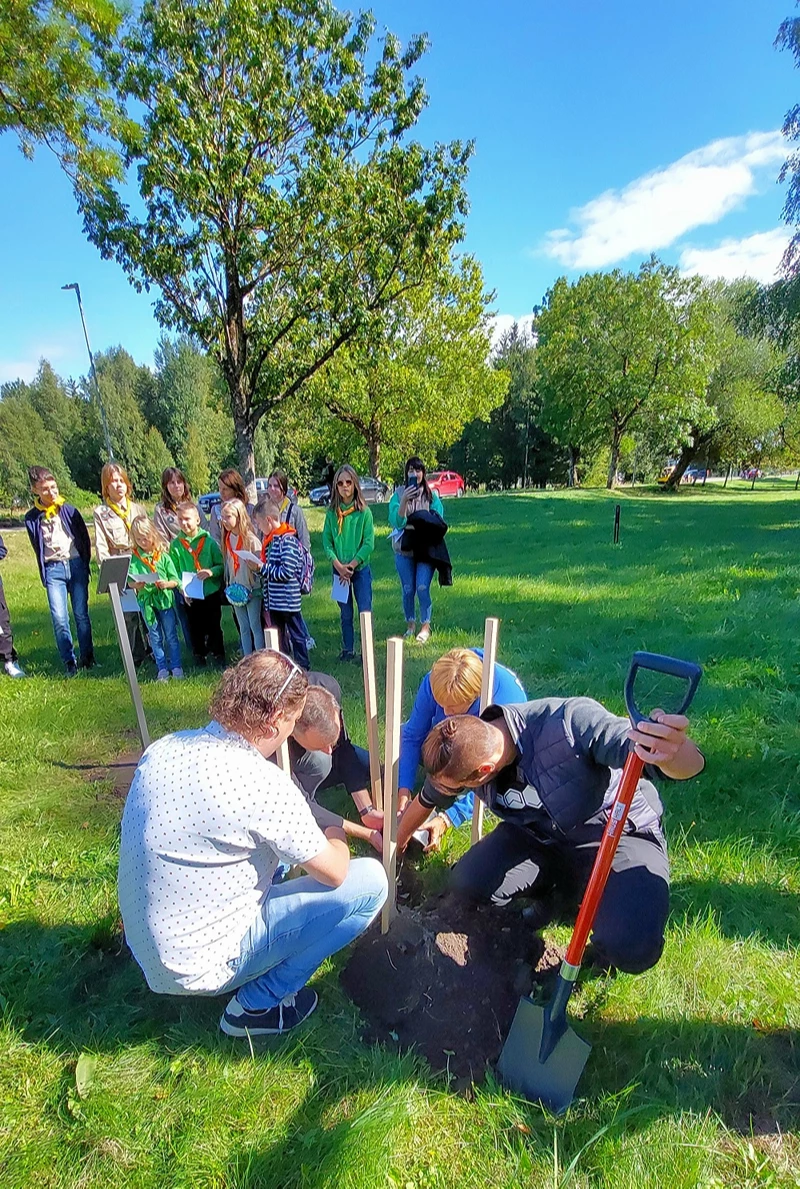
{"left": 358, "top": 804, "right": 374, "bottom": 817}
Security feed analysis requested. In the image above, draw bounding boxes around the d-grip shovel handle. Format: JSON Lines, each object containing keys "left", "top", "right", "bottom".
{"left": 564, "top": 651, "right": 702, "bottom": 971}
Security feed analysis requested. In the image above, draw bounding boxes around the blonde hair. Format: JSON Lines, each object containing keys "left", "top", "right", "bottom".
{"left": 221, "top": 498, "right": 256, "bottom": 545}
{"left": 254, "top": 497, "right": 282, "bottom": 523}
{"left": 131, "top": 515, "right": 168, "bottom": 554}
{"left": 430, "top": 649, "right": 484, "bottom": 711}
{"left": 101, "top": 462, "right": 132, "bottom": 503}
{"left": 330, "top": 464, "right": 365, "bottom": 515}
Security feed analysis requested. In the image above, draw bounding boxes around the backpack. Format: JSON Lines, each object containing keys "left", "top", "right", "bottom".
{"left": 297, "top": 539, "right": 315, "bottom": 595}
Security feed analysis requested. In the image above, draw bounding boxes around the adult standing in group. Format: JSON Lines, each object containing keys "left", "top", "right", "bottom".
{"left": 209, "top": 469, "right": 256, "bottom": 544}
{"left": 93, "top": 462, "right": 149, "bottom": 665}
{"left": 388, "top": 457, "right": 444, "bottom": 643}
{"left": 267, "top": 468, "right": 314, "bottom": 651}
{"left": 0, "top": 532, "right": 25, "bottom": 677}
{"left": 25, "top": 467, "right": 94, "bottom": 676}
{"left": 118, "top": 650, "right": 387, "bottom": 1036}
{"left": 321, "top": 466, "right": 374, "bottom": 662}
{"left": 153, "top": 467, "right": 206, "bottom": 648}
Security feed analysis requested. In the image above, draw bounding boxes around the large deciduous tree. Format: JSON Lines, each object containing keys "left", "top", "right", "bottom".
{"left": 80, "top": 0, "right": 471, "bottom": 485}
{"left": 1, "top": 0, "right": 122, "bottom": 184}
{"left": 312, "top": 255, "right": 508, "bottom": 477}
{"left": 535, "top": 259, "right": 717, "bottom": 488}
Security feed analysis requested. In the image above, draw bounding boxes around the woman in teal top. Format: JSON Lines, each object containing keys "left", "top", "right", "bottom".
{"left": 322, "top": 465, "right": 375, "bottom": 661}
{"left": 388, "top": 456, "right": 444, "bottom": 643}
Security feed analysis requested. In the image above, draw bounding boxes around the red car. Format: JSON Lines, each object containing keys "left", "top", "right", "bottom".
{"left": 427, "top": 470, "right": 465, "bottom": 498}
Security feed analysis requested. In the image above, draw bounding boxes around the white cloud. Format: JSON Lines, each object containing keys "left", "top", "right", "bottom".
{"left": 490, "top": 313, "right": 536, "bottom": 349}
{"left": 0, "top": 358, "right": 41, "bottom": 384}
{"left": 679, "top": 227, "right": 791, "bottom": 283}
{"left": 541, "top": 131, "right": 787, "bottom": 270}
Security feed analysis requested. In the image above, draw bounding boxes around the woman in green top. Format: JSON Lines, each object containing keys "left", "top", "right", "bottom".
{"left": 322, "top": 465, "right": 375, "bottom": 661}
{"left": 129, "top": 516, "right": 183, "bottom": 681}
{"left": 387, "top": 457, "right": 444, "bottom": 643}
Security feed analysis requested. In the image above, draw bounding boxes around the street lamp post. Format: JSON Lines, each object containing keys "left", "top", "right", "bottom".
{"left": 61, "top": 282, "right": 114, "bottom": 460}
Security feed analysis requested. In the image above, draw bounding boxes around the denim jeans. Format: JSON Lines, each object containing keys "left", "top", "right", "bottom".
{"left": 339, "top": 565, "right": 372, "bottom": 653}
{"left": 173, "top": 588, "right": 193, "bottom": 650}
{"left": 270, "top": 608, "right": 309, "bottom": 669}
{"left": 394, "top": 553, "right": 434, "bottom": 623}
{"left": 146, "top": 606, "right": 182, "bottom": 672}
{"left": 43, "top": 557, "right": 94, "bottom": 671}
{"left": 232, "top": 594, "right": 265, "bottom": 655}
{"left": 227, "top": 857, "right": 387, "bottom": 1011}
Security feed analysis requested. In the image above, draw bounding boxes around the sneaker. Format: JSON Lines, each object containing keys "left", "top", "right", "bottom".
{"left": 403, "top": 624, "right": 416, "bottom": 638}
{"left": 338, "top": 650, "right": 355, "bottom": 662}
{"left": 171, "top": 667, "right": 184, "bottom": 679}
{"left": 220, "top": 987, "right": 318, "bottom": 1037}
{"left": 66, "top": 664, "right": 78, "bottom": 678}
{"left": 306, "top": 636, "right": 316, "bottom": 650}
{"left": 415, "top": 626, "right": 431, "bottom": 644}
{"left": 156, "top": 669, "right": 170, "bottom": 682}
{"left": 3, "top": 660, "right": 26, "bottom": 678}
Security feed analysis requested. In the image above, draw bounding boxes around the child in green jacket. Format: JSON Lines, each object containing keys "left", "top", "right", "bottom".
{"left": 130, "top": 516, "right": 183, "bottom": 681}
{"left": 169, "top": 503, "right": 226, "bottom": 666}
{"left": 322, "top": 466, "right": 374, "bottom": 661}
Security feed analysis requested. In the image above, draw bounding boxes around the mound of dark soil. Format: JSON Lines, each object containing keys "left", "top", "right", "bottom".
{"left": 341, "top": 891, "right": 562, "bottom": 1084}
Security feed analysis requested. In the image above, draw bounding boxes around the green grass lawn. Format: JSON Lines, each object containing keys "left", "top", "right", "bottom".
{"left": 1, "top": 483, "right": 798, "bottom": 1188}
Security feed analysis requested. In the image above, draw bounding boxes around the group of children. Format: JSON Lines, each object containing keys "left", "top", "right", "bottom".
{"left": 3, "top": 459, "right": 381, "bottom": 680}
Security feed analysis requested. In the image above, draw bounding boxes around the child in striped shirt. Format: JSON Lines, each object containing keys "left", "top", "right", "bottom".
{"left": 251, "top": 498, "right": 310, "bottom": 669}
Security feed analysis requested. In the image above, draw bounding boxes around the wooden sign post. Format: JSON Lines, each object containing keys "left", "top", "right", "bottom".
{"left": 470, "top": 617, "right": 500, "bottom": 844}
{"left": 98, "top": 556, "right": 150, "bottom": 751}
{"left": 360, "top": 610, "right": 383, "bottom": 813}
{"left": 265, "top": 627, "right": 292, "bottom": 775}
{"left": 381, "top": 635, "right": 404, "bottom": 933}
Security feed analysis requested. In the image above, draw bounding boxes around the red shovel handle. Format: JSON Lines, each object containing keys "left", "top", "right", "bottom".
{"left": 564, "top": 749, "right": 645, "bottom": 968}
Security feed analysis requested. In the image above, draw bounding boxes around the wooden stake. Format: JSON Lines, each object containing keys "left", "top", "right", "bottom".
{"left": 381, "top": 635, "right": 404, "bottom": 933}
{"left": 360, "top": 611, "right": 383, "bottom": 812}
{"left": 471, "top": 617, "right": 500, "bottom": 844}
{"left": 108, "top": 582, "right": 151, "bottom": 750}
{"left": 265, "top": 627, "right": 291, "bottom": 776}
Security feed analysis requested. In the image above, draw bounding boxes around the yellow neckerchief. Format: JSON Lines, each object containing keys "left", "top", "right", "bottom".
{"left": 35, "top": 495, "right": 65, "bottom": 520}
{"left": 279, "top": 496, "right": 290, "bottom": 515}
{"left": 106, "top": 500, "right": 132, "bottom": 531}
{"left": 336, "top": 502, "right": 356, "bottom": 533}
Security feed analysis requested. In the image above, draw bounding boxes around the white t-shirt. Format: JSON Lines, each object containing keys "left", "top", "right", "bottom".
{"left": 118, "top": 720, "right": 327, "bottom": 994}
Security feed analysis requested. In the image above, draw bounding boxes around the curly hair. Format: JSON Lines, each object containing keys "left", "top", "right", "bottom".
{"left": 210, "top": 652, "right": 308, "bottom": 737}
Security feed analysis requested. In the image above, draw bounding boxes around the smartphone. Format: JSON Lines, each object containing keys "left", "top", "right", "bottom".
{"left": 406, "top": 476, "right": 419, "bottom": 491}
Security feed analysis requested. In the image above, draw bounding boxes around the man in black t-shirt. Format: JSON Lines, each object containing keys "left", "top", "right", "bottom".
{"left": 411, "top": 698, "right": 704, "bottom": 973}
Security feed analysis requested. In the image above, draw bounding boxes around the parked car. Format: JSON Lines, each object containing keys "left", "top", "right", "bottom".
{"left": 741, "top": 467, "right": 762, "bottom": 481}
{"left": 198, "top": 491, "right": 221, "bottom": 516}
{"left": 683, "top": 467, "right": 709, "bottom": 484}
{"left": 427, "top": 470, "right": 465, "bottom": 498}
{"left": 309, "top": 476, "right": 389, "bottom": 507}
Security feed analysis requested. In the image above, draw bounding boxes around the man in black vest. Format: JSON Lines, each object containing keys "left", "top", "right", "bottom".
{"left": 405, "top": 698, "right": 703, "bottom": 973}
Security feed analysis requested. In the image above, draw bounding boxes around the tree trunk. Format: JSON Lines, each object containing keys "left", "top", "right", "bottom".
{"left": 366, "top": 428, "right": 381, "bottom": 479}
{"left": 724, "top": 463, "right": 731, "bottom": 488}
{"left": 607, "top": 428, "right": 622, "bottom": 489}
{"left": 234, "top": 413, "right": 256, "bottom": 496}
{"left": 568, "top": 445, "right": 577, "bottom": 487}
{"left": 664, "top": 444, "right": 696, "bottom": 490}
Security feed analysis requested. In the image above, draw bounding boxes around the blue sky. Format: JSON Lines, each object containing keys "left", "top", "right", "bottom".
{"left": 0, "top": 0, "right": 796, "bottom": 384}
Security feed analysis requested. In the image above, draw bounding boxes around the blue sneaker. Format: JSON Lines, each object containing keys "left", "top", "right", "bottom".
{"left": 220, "top": 987, "right": 318, "bottom": 1036}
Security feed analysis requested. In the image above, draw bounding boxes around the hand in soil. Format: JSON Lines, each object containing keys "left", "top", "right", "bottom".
{"left": 423, "top": 815, "right": 449, "bottom": 853}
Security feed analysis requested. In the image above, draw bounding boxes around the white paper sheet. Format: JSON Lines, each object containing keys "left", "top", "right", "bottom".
{"left": 234, "top": 549, "right": 262, "bottom": 565}
{"left": 331, "top": 574, "right": 351, "bottom": 604}
{"left": 181, "top": 571, "right": 206, "bottom": 600}
{"left": 129, "top": 571, "right": 160, "bottom": 585}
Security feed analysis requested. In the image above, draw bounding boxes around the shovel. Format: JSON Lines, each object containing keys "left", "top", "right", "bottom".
{"left": 496, "top": 651, "right": 702, "bottom": 1112}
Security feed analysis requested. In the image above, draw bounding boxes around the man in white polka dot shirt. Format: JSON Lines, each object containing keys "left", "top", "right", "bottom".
{"left": 118, "top": 651, "right": 388, "bottom": 1035}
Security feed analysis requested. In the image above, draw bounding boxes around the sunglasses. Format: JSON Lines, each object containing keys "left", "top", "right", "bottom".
{"left": 337, "top": 479, "right": 354, "bottom": 486}
{"left": 264, "top": 649, "right": 303, "bottom": 702}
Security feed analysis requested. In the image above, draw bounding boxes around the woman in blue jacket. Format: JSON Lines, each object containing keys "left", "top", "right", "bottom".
{"left": 398, "top": 647, "right": 526, "bottom": 850}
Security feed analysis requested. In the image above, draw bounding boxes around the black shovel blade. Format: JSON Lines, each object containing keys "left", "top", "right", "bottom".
{"left": 496, "top": 996, "right": 592, "bottom": 1114}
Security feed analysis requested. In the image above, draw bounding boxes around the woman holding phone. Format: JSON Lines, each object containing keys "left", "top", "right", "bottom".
{"left": 387, "top": 456, "right": 444, "bottom": 643}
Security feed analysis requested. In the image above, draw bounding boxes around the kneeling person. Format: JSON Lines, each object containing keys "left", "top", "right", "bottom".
{"left": 417, "top": 698, "right": 704, "bottom": 974}
{"left": 118, "top": 651, "right": 387, "bottom": 1035}
{"left": 290, "top": 674, "right": 382, "bottom": 851}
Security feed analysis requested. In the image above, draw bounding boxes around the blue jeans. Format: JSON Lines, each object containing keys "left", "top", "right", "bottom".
{"left": 394, "top": 553, "right": 434, "bottom": 623}
{"left": 173, "top": 588, "right": 193, "bottom": 650}
{"left": 232, "top": 594, "right": 265, "bottom": 655}
{"left": 146, "top": 607, "right": 181, "bottom": 672}
{"left": 43, "top": 557, "right": 94, "bottom": 671}
{"left": 227, "top": 857, "right": 387, "bottom": 1011}
{"left": 339, "top": 565, "right": 372, "bottom": 653}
